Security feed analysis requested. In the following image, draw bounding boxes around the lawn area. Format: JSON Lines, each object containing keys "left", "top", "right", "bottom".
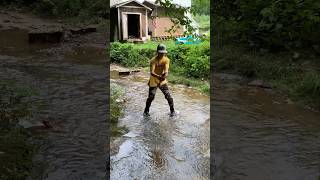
{"left": 133, "top": 40, "right": 177, "bottom": 50}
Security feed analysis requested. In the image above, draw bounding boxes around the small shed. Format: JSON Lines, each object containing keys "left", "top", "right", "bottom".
{"left": 111, "top": 0, "right": 152, "bottom": 42}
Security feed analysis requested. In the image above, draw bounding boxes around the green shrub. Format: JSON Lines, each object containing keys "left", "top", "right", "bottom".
{"left": 111, "top": 42, "right": 149, "bottom": 67}
{"left": 297, "top": 72, "right": 320, "bottom": 106}
{"left": 213, "top": 0, "right": 320, "bottom": 50}
{"left": 184, "top": 43, "right": 210, "bottom": 78}
{"left": 111, "top": 41, "right": 210, "bottom": 79}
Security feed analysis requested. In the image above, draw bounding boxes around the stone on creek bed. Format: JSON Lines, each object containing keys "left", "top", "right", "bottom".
{"left": 118, "top": 69, "right": 140, "bottom": 76}
{"left": 18, "top": 119, "right": 53, "bottom": 130}
{"left": 248, "top": 79, "right": 272, "bottom": 89}
{"left": 28, "top": 29, "right": 64, "bottom": 43}
{"left": 70, "top": 27, "right": 97, "bottom": 35}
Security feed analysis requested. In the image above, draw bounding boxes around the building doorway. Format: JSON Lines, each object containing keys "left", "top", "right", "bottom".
{"left": 127, "top": 14, "right": 140, "bottom": 39}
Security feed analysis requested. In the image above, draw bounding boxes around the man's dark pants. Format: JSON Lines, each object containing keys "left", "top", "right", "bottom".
{"left": 144, "top": 84, "right": 174, "bottom": 113}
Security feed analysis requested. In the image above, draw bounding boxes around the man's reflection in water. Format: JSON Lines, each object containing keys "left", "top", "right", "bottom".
{"left": 150, "top": 147, "right": 166, "bottom": 168}
{"left": 143, "top": 119, "right": 176, "bottom": 170}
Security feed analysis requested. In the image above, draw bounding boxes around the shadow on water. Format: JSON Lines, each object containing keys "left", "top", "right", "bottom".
{"left": 0, "top": 29, "right": 58, "bottom": 57}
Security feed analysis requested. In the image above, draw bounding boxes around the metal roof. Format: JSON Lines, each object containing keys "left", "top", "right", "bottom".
{"left": 111, "top": 0, "right": 152, "bottom": 10}
{"left": 111, "top": 0, "right": 191, "bottom": 8}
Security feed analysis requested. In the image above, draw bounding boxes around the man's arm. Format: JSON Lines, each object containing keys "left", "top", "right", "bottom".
{"left": 150, "top": 61, "right": 161, "bottom": 79}
{"left": 161, "top": 59, "right": 170, "bottom": 80}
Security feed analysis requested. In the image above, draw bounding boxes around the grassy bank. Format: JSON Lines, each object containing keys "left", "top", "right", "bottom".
{"left": 213, "top": 43, "right": 320, "bottom": 108}
{"left": 111, "top": 40, "right": 210, "bottom": 95}
{"left": 0, "top": 82, "right": 44, "bottom": 179}
{"left": 110, "top": 83, "right": 127, "bottom": 136}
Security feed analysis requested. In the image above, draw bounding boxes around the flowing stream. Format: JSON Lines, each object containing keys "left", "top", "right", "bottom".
{"left": 212, "top": 75, "right": 320, "bottom": 180}
{"left": 110, "top": 69, "right": 210, "bottom": 180}
{"left": 0, "top": 29, "right": 108, "bottom": 180}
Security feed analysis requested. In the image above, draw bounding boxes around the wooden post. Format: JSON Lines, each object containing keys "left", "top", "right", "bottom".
{"left": 117, "top": 8, "right": 121, "bottom": 40}
{"left": 145, "top": 9, "right": 148, "bottom": 40}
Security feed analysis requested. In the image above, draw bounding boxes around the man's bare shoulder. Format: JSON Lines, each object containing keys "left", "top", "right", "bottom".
{"left": 164, "top": 56, "right": 170, "bottom": 63}
{"left": 150, "top": 56, "right": 157, "bottom": 63}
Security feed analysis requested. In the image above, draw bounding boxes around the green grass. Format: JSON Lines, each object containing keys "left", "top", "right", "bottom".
{"left": 213, "top": 43, "right": 320, "bottom": 108}
{"left": 169, "top": 72, "right": 209, "bottom": 94}
{"left": 110, "top": 83, "right": 128, "bottom": 136}
{"left": 133, "top": 40, "right": 177, "bottom": 50}
{"left": 0, "top": 82, "right": 45, "bottom": 179}
{"left": 142, "top": 67, "right": 210, "bottom": 95}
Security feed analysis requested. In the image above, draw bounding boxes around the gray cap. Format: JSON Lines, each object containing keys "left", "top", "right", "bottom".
{"left": 157, "top": 44, "right": 167, "bottom": 53}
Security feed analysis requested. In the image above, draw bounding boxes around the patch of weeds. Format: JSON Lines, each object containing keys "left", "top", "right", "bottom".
{"left": 0, "top": 81, "right": 44, "bottom": 179}
{"left": 110, "top": 83, "right": 128, "bottom": 136}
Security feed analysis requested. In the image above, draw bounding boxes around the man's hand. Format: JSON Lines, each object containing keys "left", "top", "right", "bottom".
{"left": 159, "top": 76, "right": 165, "bottom": 81}
{"left": 159, "top": 73, "right": 167, "bottom": 81}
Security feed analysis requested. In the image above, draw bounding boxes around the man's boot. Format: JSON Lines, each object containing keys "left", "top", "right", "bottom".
{"left": 168, "top": 98, "right": 176, "bottom": 117}
{"left": 143, "top": 98, "right": 152, "bottom": 116}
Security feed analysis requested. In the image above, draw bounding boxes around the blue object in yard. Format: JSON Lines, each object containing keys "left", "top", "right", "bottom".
{"left": 175, "top": 35, "right": 201, "bottom": 45}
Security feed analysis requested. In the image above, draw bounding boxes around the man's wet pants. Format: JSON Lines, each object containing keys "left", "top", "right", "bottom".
{"left": 144, "top": 84, "right": 174, "bottom": 113}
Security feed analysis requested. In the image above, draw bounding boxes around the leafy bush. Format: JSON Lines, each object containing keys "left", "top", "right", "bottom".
{"left": 110, "top": 41, "right": 210, "bottom": 79}
{"left": 213, "top": 0, "right": 320, "bottom": 51}
{"left": 184, "top": 42, "right": 210, "bottom": 78}
{"left": 191, "top": 0, "right": 210, "bottom": 15}
{"left": 110, "top": 42, "right": 150, "bottom": 67}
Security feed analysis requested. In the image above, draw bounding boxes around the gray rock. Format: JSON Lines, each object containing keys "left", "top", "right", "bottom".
{"left": 248, "top": 79, "right": 272, "bottom": 89}
{"left": 18, "top": 119, "right": 52, "bottom": 129}
{"left": 70, "top": 27, "right": 97, "bottom": 35}
{"left": 119, "top": 71, "right": 131, "bottom": 76}
{"left": 293, "top": 52, "right": 300, "bottom": 59}
{"left": 18, "top": 120, "right": 44, "bottom": 129}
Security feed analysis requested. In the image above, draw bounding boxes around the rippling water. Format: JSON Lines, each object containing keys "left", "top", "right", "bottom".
{"left": 212, "top": 76, "right": 320, "bottom": 180}
{"left": 110, "top": 71, "right": 210, "bottom": 180}
{"left": 0, "top": 29, "right": 108, "bottom": 179}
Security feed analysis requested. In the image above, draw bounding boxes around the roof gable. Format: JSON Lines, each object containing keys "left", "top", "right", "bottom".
{"left": 111, "top": 0, "right": 152, "bottom": 10}
{"left": 143, "top": 0, "right": 191, "bottom": 8}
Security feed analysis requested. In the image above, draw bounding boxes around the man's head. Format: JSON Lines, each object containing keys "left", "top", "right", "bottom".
{"left": 157, "top": 44, "right": 167, "bottom": 58}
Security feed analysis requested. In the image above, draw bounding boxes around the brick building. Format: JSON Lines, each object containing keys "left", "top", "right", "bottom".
{"left": 110, "top": 0, "right": 195, "bottom": 42}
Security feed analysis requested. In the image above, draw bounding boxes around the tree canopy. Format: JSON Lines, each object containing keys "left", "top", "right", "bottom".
{"left": 213, "top": 0, "right": 320, "bottom": 51}
{"left": 191, "top": 0, "right": 210, "bottom": 15}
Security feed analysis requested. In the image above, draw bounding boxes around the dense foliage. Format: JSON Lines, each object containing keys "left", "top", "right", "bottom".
{"left": 191, "top": 0, "right": 210, "bottom": 15}
{"left": 0, "top": 0, "right": 109, "bottom": 19}
{"left": 111, "top": 41, "right": 210, "bottom": 79}
{"left": 213, "top": 0, "right": 320, "bottom": 51}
